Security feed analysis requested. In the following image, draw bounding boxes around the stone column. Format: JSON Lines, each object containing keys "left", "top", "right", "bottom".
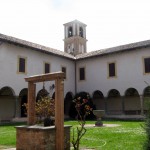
{"left": 28, "top": 82, "right": 36, "bottom": 125}
{"left": 65, "top": 26, "right": 68, "bottom": 38}
{"left": 73, "top": 23, "right": 76, "bottom": 36}
{"left": 83, "top": 27, "right": 86, "bottom": 38}
{"left": 15, "top": 96, "right": 20, "bottom": 118}
{"left": 77, "top": 23, "right": 79, "bottom": 36}
{"left": 121, "top": 96, "right": 125, "bottom": 115}
{"left": 140, "top": 95, "right": 144, "bottom": 115}
{"left": 104, "top": 97, "right": 108, "bottom": 115}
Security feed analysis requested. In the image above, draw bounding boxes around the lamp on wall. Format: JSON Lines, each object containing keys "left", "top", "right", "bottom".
{"left": 49, "top": 84, "right": 55, "bottom": 98}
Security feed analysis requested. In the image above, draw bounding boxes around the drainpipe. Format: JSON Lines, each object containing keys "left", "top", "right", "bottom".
{"left": 75, "top": 59, "right": 77, "bottom": 95}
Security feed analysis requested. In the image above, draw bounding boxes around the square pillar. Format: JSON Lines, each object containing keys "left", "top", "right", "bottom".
{"left": 55, "top": 78, "right": 64, "bottom": 150}
{"left": 140, "top": 95, "right": 144, "bottom": 115}
{"left": 15, "top": 96, "right": 20, "bottom": 118}
{"left": 28, "top": 82, "right": 36, "bottom": 125}
{"left": 121, "top": 96, "right": 125, "bottom": 115}
{"left": 104, "top": 97, "right": 108, "bottom": 115}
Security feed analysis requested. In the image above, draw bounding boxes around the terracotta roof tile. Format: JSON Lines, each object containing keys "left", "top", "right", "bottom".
{"left": 0, "top": 33, "right": 75, "bottom": 60}
{"left": 0, "top": 33, "right": 150, "bottom": 60}
{"left": 76, "top": 40, "right": 150, "bottom": 59}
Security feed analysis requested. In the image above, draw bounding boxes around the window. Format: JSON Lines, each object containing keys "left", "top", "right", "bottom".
{"left": 62, "top": 66, "right": 66, "bottom": 79}
{"left": 68, "top": 26, "right": 73, "bottom": 37}
{"left": 79, "top": 67, "right": 85, "bottom": 80}
{"left": 17, "top": 56, "right": 27, "bottom": 74}
{"left": 79, "top": 27, "right": 83, "bottom": 37}
{"left": 108, "top": 62, "right": 116, "bottom": 78}
{"left": 144, "top": 57, "right": 150, "bottom": 74}
{"left": 44, "top": 63, "right": 50, "bottom": 74}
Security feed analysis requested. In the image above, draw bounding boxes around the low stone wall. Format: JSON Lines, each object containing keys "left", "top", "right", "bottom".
{"left": 16, "top": 125, "right": 71, "bottom": 150}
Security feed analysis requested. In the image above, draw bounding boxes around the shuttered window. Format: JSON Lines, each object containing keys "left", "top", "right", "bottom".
{"left": 144, "top": 57, "right": 150, "bottom": 73}
{"left": 79, "top": 67, "right": 85, "bottom": 80}
{"left": 18, "top": 57, "right": 26, "bottom": 73}
{"left": 45, "top": 63, "right": 50, "bottom": 74}
{"left": 109, "top": 63, "right": 115, "bottom": 77}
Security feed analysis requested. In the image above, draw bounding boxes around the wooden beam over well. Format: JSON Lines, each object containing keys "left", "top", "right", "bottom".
{"left": 25, "top": 72, "right": 65, "bottom": 150}
{"left": 55, "top": 78, "right": 64, "bottom": 150}
{"left": 25, "top": 71, "right": 65, "bottom": 83}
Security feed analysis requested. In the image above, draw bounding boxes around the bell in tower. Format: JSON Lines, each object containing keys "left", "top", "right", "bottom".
{"left": 63, "top": 20, "right": 87, "bottom": 56}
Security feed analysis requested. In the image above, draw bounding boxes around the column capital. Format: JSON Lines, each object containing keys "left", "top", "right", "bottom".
{"left": 15, "top": 96, "right": 19, "bottom": 99}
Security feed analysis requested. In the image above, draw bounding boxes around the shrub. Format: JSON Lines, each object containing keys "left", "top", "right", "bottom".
{"left": 23, "top": 96, "right": 55, "bottom": 126}
{"left": 144, "top": 100, "right": 150, "bottom": 150}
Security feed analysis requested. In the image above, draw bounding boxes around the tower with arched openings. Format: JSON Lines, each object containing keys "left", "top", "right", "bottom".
{"left": 63, "top": 20, "right": 87, "bottom": 56}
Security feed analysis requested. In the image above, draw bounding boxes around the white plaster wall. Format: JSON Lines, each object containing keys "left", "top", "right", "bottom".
{"left": 76, "top": 47, "right": 150, "bottom": 97}
{"left": 0, "top": 43, "right": 75, "bottom": 96}
{"left": 0, "top": 96, "right": 15, "bottom": 118}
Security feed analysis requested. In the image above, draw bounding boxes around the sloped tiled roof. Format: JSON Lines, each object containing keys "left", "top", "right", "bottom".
{"left": 0, "top": 33, "right": 75, "bottom": 60}
{"left": 76, "top": 40, "right": 150, "bottom": 60}
{"left": 63, "top": 19, "right": 87, "bottom": 26}
{"left": 0, "top": 33, "right": 150, "bottom": 60}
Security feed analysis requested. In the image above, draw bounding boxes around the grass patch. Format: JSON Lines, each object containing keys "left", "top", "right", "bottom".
{"left": 0, "top": 121, "right": 146, "bottom": 149}
{"left": 0, "top": 123, "right": 24, "bottom": 149}
{"left": 65, "top": 120, "right": 146, "bottom": 150}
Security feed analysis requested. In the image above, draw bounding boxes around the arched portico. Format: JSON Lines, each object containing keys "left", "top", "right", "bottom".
{"left": 0, "top": 86, "right": 16, "bottom": 121}
{"left": 107, "top": 89, "right": 122, "bottom": 115}
{"left": 19, "top": 88, "right": 28, "bottom": 117}
{"left": 64, "top": 92, "right": 73, "bottom": 116}
{"left": 124, "top": 88, "right": 141, "bottom": 115}
{"left": 143, "top": 86, "right": 150, "bottom": 113}
{"left": 92, "top": 90, "right": 105, "bottom": 110}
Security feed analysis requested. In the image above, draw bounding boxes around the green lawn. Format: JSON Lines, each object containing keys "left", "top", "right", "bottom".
{"left": 0, "top": 121, "right": 146, "bottom": 150}
{"left": 65, "top": 121, "right": 146, "bottom": 150}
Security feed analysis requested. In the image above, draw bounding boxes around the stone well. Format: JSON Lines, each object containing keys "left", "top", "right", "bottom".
{"left": 16, "top": 125, "right": 71, "bottom": 150}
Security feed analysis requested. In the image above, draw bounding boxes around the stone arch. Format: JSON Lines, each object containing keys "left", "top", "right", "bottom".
{"left": 92, "top": 90, "right": 104, "bottom": 110}
{"left": 107, "top": 89, "right": 122, "bottom": 115}
{"left": 143, "top": 86, "right": 150, "bottom": 97}
{"left": 64, "top": 92, "right": 73, "bottom": 116}
{"left": 125, "top": 88, "right": 139, "bottom": 97}
{"left": 124, "top": 88, "right": 140, "bottom": 115}
{"left": 19, "top": 88, "right": 28, "bottom": 117}
{"left": 108, "top": 89, "right": 120, "bottom": 97}
{"left": 36, "top": 88, "right": 49, "bottom": 101}
{"left": 0, "top": 86, "right": 15, "bottom": 96}
{"left": 0, "top": 86, "right": 16, "bottom": 120}
{"left": 143, "top": 86, "right": 150, "bottom": 112}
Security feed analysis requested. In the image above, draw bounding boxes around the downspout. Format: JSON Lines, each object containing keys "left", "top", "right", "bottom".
{"left": 73, "top": 47, "right": 77, "bottom": 95}
{"left": 75, "top": 59, "right": 77, "bottom": 95}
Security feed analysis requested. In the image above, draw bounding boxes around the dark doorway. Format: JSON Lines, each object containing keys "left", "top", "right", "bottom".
{"left": 19, "top": 88, "right": 28, "bottom": 117}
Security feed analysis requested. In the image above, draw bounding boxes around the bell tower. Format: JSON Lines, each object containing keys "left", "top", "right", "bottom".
{"left": 63, "top": 20, "right": 87, "bottom": 56}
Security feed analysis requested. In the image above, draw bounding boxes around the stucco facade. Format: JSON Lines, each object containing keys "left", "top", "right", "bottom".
{"left": 0, "top": 42, "right": 75, "bottom": 96}
{"left": 76, "top": 47, "right": 150, "bottom": 96}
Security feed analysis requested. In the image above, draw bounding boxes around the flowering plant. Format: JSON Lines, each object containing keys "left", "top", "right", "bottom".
{"left": 71, "top": 93, "right": 94, "bottom": 150}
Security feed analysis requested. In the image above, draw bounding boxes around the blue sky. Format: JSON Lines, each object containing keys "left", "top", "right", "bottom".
{"left": 0, "top": 0, "right": 150, "bottom": 52}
